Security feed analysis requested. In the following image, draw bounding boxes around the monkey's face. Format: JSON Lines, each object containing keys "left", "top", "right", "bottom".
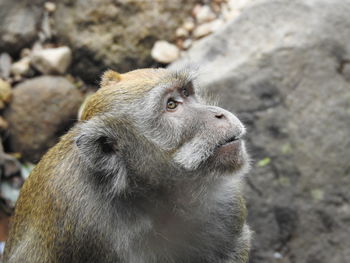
{"left": 135, "top": 71, "right": 248, "bottom": 175}
{"left": 77, "top": 69, "right": 248, "bottom": 192}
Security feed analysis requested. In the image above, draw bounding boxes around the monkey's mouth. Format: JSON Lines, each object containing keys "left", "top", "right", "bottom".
{"left": 217, "top": 135, "right": 241, "bottom": 148}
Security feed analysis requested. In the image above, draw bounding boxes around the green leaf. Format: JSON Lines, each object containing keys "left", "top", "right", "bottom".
{"left": 257, "top": 157, "right": 271, "bottom": 167}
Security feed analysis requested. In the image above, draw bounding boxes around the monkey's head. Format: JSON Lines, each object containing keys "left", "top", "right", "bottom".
{"left": 77, "top": 68, "right": 248, "bottom": 192}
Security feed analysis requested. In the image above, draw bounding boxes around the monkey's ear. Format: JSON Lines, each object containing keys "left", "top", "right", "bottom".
{"left": 101, "top": 70, "right": 122, "bottom": 87}
{"left": 75, "top": 122, "right": 128, "bottom": 195}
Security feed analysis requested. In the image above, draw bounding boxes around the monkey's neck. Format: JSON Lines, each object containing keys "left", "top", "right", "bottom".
{"left": 118, "top": 174, "right": 237, "bottom": 216}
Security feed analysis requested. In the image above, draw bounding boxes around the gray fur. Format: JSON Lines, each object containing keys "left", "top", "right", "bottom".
{"left": 4, "top": 68, "right": 251, "bottom": 263}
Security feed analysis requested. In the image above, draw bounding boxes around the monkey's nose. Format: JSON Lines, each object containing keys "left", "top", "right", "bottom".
{"left": 208, "top": 107, "right": 227, "bottom": 120}
{"left": 215, "top": 113, "right": 225, "bottom": 119}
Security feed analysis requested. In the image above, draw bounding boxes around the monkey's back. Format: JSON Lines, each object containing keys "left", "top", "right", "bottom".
{"left": 3, "top": 132, "right": 78, "bottom": 262}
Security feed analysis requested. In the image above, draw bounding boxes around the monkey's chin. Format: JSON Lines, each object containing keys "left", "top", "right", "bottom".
{"left": 209, "top": 140, "right": 248, "bottom": 173}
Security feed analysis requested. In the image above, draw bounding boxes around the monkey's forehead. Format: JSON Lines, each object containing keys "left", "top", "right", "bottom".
{"left": 80, "top": 68, "right": 195, "bottom": 120}
{"left": 104, "top": 68, "right": 195, "bottom": 93}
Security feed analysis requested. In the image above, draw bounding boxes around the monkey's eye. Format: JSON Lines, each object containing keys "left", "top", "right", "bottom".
{"left": 182, "top": 88, "right": 189, "bottom": 97}
{"left": 167, "top": 99, "right": 178, "bottom": 110}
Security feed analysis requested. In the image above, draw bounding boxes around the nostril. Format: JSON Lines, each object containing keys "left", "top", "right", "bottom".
{"left": 215, "top": 113, "right": 224, "bottom": 119}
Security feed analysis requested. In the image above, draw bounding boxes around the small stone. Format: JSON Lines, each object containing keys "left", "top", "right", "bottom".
{"left": 0, "top": 116, "right": 8, "bottom": 131}
{"left": 0, "top": 53, "right": 12, "bottom": 79}
{"left": 20, "top": 48, "right": 31, "bottom": 58}
{"left": 151, "top": 41, "right": 180, "bottom": 64}
{"left": 211, "top": 2, "right": 221, "bottom": 13}
{"left": 227, "top": 0, "right": 252, "bottom": 11}
{"left": 192, "top": 4, "right": 202, "bottom": 17}
{"left": 193, "top": 19, "right": 224, "bottom": 39}
{"left": 176, "top": 39, "right": 184, "bottom": 49}
{"left": 41, "top": 12, "right": 52, "bottom": 40}
{"left": 176, "top": 27, "right": 189, "bottom": 38}
{"left": 32, "top": 42, "right": 43, "bottom": 52}
{"left": 21, "top": 162, "right": 35, "bottom": 180}
{"left": 44, "top": 2, "right": 56, "bottom": 13}
{"left": 195, "top": 5, "right": 216, "bottom": 24}
{"left": 1, "top": 154, "right": 22, "bottom": 179}
{"left": 0, "top": 79, "right": 12, "bottom": 107}
{"left": 183, "top": 39, "right": 193, "bottom": 50}
{"left": 183, "top": 19, "right": 195, "bottom": 32}
{"left": 273, "top": 252, "right": 283, "bottom": 259}
{"left": 31, "top": 46, "right": 72, "bottom": 74}
{"left": 11, "top": 57, "right": 31, "bottom": 76}
{"left": 222, "top": 3, "right": 240, "bottom": 21}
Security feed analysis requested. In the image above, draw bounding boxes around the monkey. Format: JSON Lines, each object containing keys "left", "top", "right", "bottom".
{"left": 3, "top": 68, "right": 251, "bottom": 263}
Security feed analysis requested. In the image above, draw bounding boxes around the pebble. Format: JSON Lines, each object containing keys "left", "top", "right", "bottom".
{"left": 0, "top": 79, "right": 12, "bottom": 109}
{"left": 176, "top": 27, "right": 189, "bottom": 38}
{"left": 44, "top": 2, "right": 56, "bottom": 13}
{"left": 193, "top": 19, "right": 224, "bottom": 39}
{"left": 222, "top": 0, "right": 253, "bottom": 21}
{"left": 11, "top": 57, "right": 31, "bottom": 76}
{"left": 0, "top": 53, "right": 12, "bottom": 79}
{"left": 192, "top": 4, "right": 202, "bottom": 17}
{"left": 183, "top": 39, "right": 193, "bottom": 50}
{"left": 227, "top": 0, "right": 252, "bottom": 11}
{"left": 273, "top": 252, "right": 283, "bottom": 259}
{"left": 0, "top": 181, "right": 20, "bottom": 208}
{"left": 183, "top": 19, "right": 195, "bottom": 32}
{"left": 195, "top": 5, "right": 216, "bottom": 24}
{"left": 0, "top": 116, "right": 9, "bottom": 131}
{"left": 31, "top": 46, "right": 72, "bottom": 74}
{"left": 151, "top": 41, "right": 180, "bottom": 64}
{"left": 222, "top": 3, "right": 240, "bottom": 21}
{"left": 20, "top": 48, "right": 31, "bottom": 58}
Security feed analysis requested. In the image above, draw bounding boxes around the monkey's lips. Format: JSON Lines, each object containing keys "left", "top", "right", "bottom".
{"left": 217, "top": 135, "right": 242, "bottom": 150}
{"left": 212, "top": 135, "right": 246, "bottom": 171}
{"left": 217, "top": 137, "right": 241, "bottom": 153}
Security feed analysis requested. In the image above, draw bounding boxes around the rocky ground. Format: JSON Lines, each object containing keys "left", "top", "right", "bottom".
{"left": 0, "top": 0, "right": 349, "bottom": 262}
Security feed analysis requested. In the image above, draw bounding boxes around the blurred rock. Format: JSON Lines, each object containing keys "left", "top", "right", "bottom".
{"left": 175, "top": 27, "right": 189, "bottom": 38}
{"left": 10, "top": 57, "right": 31, "bottom": 77}
{"left": 40, "top": 12, "right": 52, "bottom": 41}
{"left": 0, "top": 117, "right": 9, "bottom": 131}
{"left": 183, "top": 39, "right": 193, "bottom": 50}
{"left": 20, "top": 163, "right": 35, "bottom": 180}
{"left": 194, "top": 5, "right": 216, "bottom": 24}
{"left": 0, "top": 53, "right": 12, "bottom": 80}
{"left": 151, "top": 41, "right": 180, "bottom": 64}
{"left": 4, "top": 76, "right": 83, "bottom": 163}
{"left": 44, "top": 2, "right": 56, "bottom": 13}
{"left": 54, "top": 0, "right": 197, "bottom": 83}
{"left": 0, "top": 182, "right": 20, "bottom": 209}
{"left": 192, "top": 19, "right": 223, "bottom": 39}
{"left": 171, "top": 0, "right": 350, "bottom": 262}
{"left": 0, "top": 141, "right": 23, "bottom": 211}
{"left": 0, "top": 79, "right": 12, "bottom": 109}
{"left": 183, "top": 19, "right": 195, "bottom": 32}
{"left": 31, "top": 46, "right": 72, "bottom": 75}
{"left": 0, "top": 155, "right": 21, "bottom": 180}
{"left": 0, "top": 0, "right": 45, "bottom": 56}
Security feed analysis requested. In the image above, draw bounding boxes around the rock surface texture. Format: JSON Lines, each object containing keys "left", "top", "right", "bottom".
{"left": 54, "top": 0, "right": 196, "bottom": 83}
{"left": 31, "top": 46, "right": 72, "bottom": 75}
{"left": 0, "top": 0, "right": 45, "bottom": 55}
{"left": 170, "top": 0, "right": 350, "bottom": 262}
{"left": 4, "top": 76, "right": 83, "bottom": 163}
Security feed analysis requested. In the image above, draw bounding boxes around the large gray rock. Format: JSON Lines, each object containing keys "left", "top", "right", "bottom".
{"left": 0, "top": 0, "right": 44, "bottom": 55}
{"left": 171, "top": 0, "right": 350, "bottom": 262}
{"left": 4, "top": 76, "right": 84, "bottom": 163}
{"left": 54, "top": 0, "right": 197, "bottom": 83}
